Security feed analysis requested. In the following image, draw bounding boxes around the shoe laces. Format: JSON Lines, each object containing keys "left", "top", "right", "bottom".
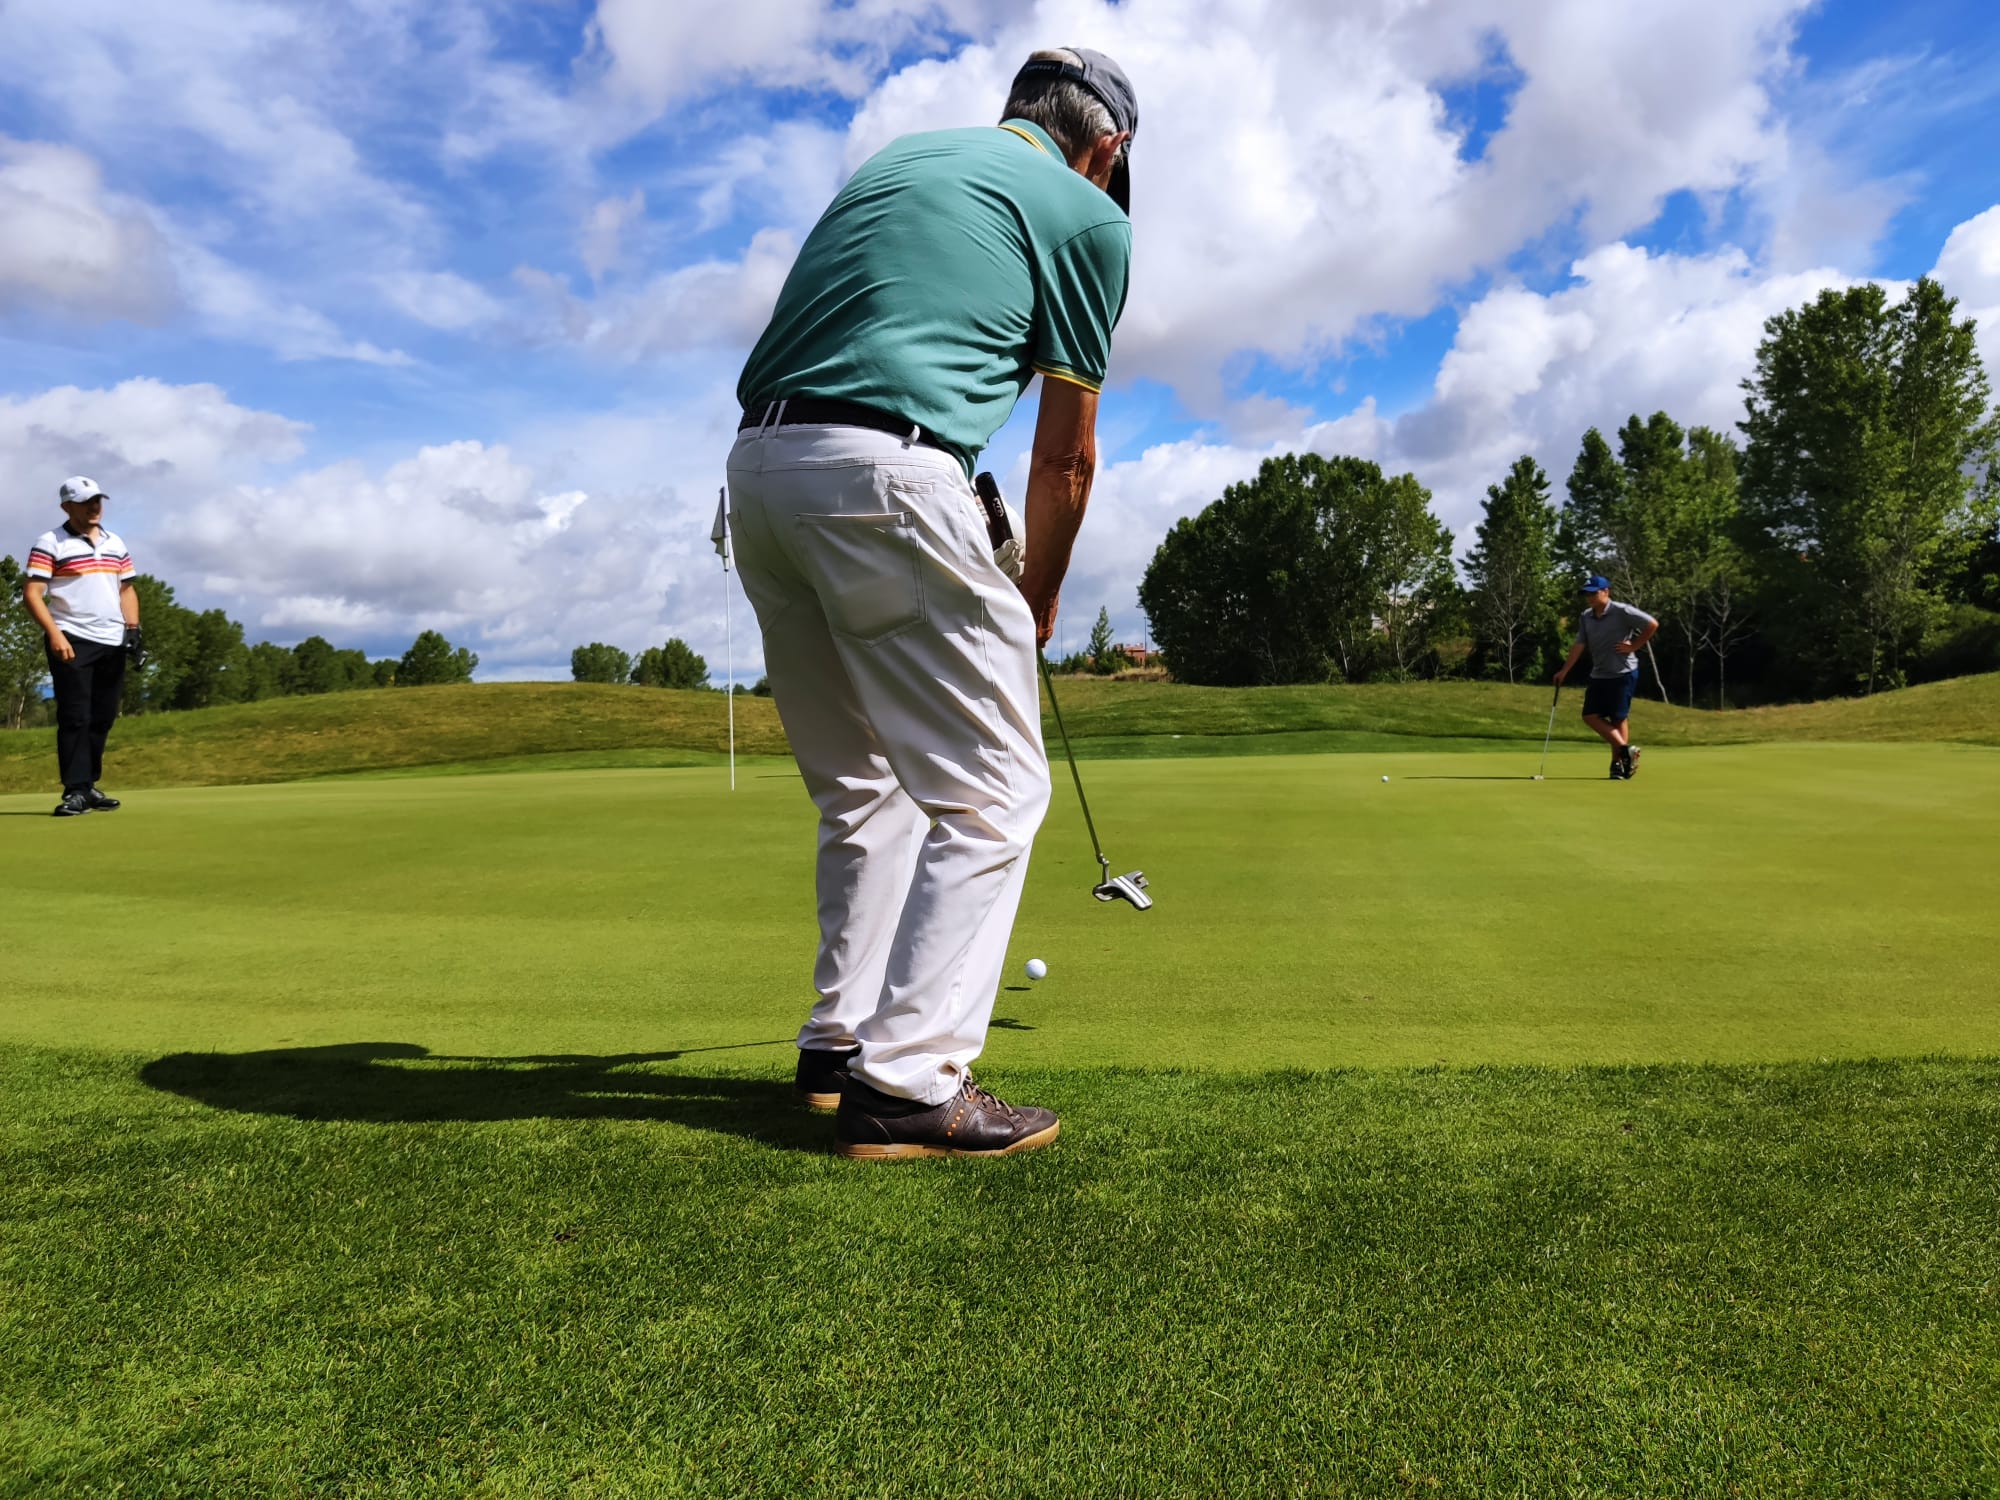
{"left": 961, "top": 1076, "right": 1019, "bottom": 1119}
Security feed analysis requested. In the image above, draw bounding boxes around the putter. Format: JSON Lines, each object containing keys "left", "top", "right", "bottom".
{"left": 1039, "top": 652, "right": 1152, "bottom": 910}
{"left": 1536, "top": 680, "right": 1561, "bottom": 780}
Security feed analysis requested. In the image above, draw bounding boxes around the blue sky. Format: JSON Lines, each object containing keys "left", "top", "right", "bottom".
{"left": 3, "top": 0, "right": 1997, "bottom": 678}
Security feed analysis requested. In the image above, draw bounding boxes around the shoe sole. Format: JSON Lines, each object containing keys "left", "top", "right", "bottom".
{"left": 795, "top": 1087, "right": 842, "bottom": 1111}
{"left": 1625, "top": 749, "right": 1641, "bottom": 778}
{"left": 836, "top": 1120, "right": 1061, "bottom": 1161}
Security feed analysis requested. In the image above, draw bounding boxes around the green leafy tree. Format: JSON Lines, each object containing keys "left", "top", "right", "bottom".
{"left": 370, "top": 658, "right": 398, "bottom": 688}
{"left": 631, "top": 639, "right": 708, "bottom": 690}
{"left": 292, "top": 635, "right": 371, "bottom": 694}
{"left": 751, "top": 675, "right": 773, "bottom": 697}
{"left": 396, "top": 630, "right": 478, "bottom": 686}
{"left": 171, "top": 609, "right": 250, "bottom": 709}
{"left": 0, "top": 556, "right": 51, "bottom": 729}
{"left": 120, "top": 575, "right": 194, "bottom": 714}
{"left": 1142, "top": 454, "right": 1399, "bottom": 686}
{"left": 244, "top": 641, "right": 298, "bottom": 701}
{"left": 1365, "top": 472, "right": 1460, "bottom": 679}
{"left": 571, "top": 642, "right": 633, "bottom": 684}
{"left": 1740, "top": 277, "right": 2000, "bottom": 693}
{"left": 1464, "top": 457, "right": 1562, "bottom": 683}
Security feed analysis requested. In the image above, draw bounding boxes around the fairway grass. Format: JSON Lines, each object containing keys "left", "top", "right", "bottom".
{"left": 3, "top": 742, "right": 1997, "bottom": 1494}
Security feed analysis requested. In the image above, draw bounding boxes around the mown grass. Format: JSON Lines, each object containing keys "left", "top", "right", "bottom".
{"left": 4, "top": 1048, "right": 1995, "bottom": 1497}
{"left": 4, "top": 739, "right": 1996, "bottom": 1493}
{"left": 4, "top": 744, "right": 1996, "bottom": 1067}
{"left": 2, "top": 671, "right": 1995, "bottom": 793}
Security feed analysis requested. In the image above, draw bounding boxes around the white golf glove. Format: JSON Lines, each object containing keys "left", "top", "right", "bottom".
{"left": 992, "top": 498, "right": 1026, "bottom": 582}
{"left": 974, "top": 471, "right": 1026, "bottom": 582}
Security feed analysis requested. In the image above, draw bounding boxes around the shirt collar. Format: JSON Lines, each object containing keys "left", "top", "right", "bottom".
{"left": 999, "top": 118, "right": 1061, "bottom": 159}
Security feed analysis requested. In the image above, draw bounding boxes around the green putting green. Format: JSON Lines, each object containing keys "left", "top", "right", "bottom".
{"left": 2, "top": 742, "right": 1995, "bottom": 1066}
{"left": 3, "top": 742, "right": 1997, "bottom": 1494}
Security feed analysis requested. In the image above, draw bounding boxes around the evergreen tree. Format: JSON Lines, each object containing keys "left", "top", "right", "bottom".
{"left": 1464, "top": 457, "right": 1561, "bottom": 683}
{"left": 1085, "top": 607, "right": 1128, "bottom": 673}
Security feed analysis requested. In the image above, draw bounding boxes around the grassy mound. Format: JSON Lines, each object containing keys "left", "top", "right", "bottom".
{"left": 1, "top": 671, "right": 1993, "bottom": 793}
{"left": 0, "top": 682, "right": 787, "bottom": 793}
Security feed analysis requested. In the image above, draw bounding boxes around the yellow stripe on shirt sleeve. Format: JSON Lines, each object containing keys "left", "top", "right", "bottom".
{"left": 1033, "top": 363, "right": 1104, "bottom": 393}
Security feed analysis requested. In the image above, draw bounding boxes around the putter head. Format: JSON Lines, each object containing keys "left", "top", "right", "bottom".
{"left": 1093, "top": 870, "right": 1152, "bottom": 910}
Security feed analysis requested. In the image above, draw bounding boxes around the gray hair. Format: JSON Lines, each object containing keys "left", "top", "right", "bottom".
{"left": 1001, "top": 49, "right": 1121, "bottom": 163}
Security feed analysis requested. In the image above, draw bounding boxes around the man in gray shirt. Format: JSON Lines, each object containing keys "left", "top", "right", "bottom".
{"left": 1554, "top": 574, "right": 1658, "bottom": 779}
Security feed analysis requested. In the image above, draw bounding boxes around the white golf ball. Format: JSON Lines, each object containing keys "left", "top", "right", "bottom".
{"left": 1381, "top": 775, "right": 1390, "bottom": 782}
{"left": 1025, "top": 958, "right": 1048, "bottom": 981}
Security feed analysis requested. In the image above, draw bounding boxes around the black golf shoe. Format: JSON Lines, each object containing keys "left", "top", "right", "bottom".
{"left": 1608, "top": 756, "right": 1626, "bottom": 780}
{"left": 794, "top": 1045, "right": 859, "bottom": 1110}
{"left": 52, "top": 791, "right": 92, "bottom": 817}
{"left": 1623, "top": 745, "right": 1642, "bottom": 778}
{"left": 84, "top": 787, "right": 121, "bottom": 810}
{"left": 836, "top": 1074, "right": 1060, "bottom": 1160}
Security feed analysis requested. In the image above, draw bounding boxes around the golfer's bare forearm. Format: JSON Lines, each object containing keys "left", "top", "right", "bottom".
{"left": 1020, "top": 378, "right": 1100, "bottom": 640}
{"left": 121, "top": 581, "right": 140, "bottom": 628}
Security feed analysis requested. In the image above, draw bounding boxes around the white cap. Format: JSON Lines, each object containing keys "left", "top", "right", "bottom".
{"left": 58, "top": 476, "right": 107, "bottom": 506}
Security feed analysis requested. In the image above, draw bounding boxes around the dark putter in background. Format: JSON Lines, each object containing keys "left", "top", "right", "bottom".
{"left": 975, "top": 470, "right": 1150, "bottom": 910}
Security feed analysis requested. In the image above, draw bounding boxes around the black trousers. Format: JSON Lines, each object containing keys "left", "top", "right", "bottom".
{"left": 47, "top": 633, "right": 127, "bottom": 792}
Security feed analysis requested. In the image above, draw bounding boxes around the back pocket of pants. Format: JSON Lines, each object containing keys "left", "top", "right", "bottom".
{"left": 797, "top": 511, "right": 924, "bottom": 643}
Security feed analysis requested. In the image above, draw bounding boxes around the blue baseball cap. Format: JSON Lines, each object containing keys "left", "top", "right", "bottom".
{"left": 1579, "top": 574, "right": 1611, "bottom": 593}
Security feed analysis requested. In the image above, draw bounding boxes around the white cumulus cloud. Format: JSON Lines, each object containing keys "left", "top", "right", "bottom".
{"left": 0, "top": 137, "right": 176, "bottom": 322}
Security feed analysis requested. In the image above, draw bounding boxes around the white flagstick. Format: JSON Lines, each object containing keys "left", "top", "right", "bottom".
{"left": 732, "top": 560, "right": 740, "bottom": 792}
{"left": 711, "top": 486, "right": 736, "bottom": 791}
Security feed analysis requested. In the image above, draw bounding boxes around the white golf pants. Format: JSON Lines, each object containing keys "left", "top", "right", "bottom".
{"left": 726, "top": 422, "right": 1051, "bottom": 1105}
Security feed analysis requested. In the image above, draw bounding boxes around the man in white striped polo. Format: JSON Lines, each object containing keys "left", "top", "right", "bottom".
{"left": 21, "top": 477, "right": 143, "bottom": 817}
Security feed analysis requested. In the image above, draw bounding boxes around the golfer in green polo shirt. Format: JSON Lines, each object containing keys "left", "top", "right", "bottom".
{"left": 727, "top": 47, "right": 1135, "bottom": 1159}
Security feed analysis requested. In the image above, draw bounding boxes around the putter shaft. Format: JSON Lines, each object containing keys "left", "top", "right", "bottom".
{"left": 1039, "top": 652, "right": 1110, "bottom": 883}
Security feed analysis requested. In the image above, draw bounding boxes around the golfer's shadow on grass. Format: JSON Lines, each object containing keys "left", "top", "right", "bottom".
{"left": 139, "top": 1041, "right": 828, "bottom": 1153}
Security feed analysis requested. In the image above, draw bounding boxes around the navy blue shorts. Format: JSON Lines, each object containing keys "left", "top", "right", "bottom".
{"left": 1581, "top": 673, "right": 1637, "bottom": 722}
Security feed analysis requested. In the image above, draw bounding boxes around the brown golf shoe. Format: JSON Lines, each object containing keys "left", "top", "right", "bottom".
{"left": 793, "top": 1045, "right": 859, "bottom": 1110}
{"left": 835, "top": 1075, "right": 1060, "bottom": 1160}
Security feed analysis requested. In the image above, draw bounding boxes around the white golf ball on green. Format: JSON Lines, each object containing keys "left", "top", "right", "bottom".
{"left": 1381, "top": 774, "right": 1390, "bottom": 782}
{"left": 1025, "top": 958, "right": 1047, "bottom": 981}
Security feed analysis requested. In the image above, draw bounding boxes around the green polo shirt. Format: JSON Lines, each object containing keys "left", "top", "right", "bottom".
{"left": 737, "top": 118, "right": 1132, "bottom": 473}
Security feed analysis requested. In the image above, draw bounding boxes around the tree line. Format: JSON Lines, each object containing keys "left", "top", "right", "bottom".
{"left": 1143, "top": 276, "right": 1999, "bottom": 701}
{"left": 569, "top": 639, "right": 714, "bottom": 690}
{"left": 0, "top": 563, "right": 479, "bottom": 730}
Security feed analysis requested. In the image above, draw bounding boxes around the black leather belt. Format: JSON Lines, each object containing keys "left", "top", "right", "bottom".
{"left": 739, "top": 396, "right": 948, "bottom": 453}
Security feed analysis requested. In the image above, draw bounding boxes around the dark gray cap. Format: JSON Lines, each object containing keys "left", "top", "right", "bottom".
{"left": 1011, "top": 47, "right": 1137, "bottom": 214}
